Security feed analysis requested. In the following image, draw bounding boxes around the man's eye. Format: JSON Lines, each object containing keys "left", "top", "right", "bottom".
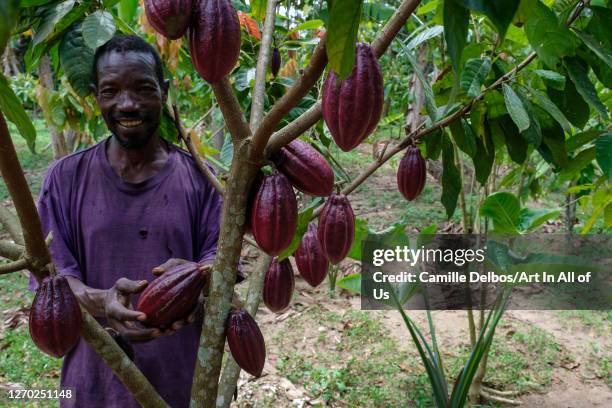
{"left": 101, "top": 89, "right": 116, "bottom": 96}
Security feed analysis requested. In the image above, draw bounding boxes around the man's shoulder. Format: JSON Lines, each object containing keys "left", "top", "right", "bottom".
{"left": 46, "top": 140, "right": 103, "bottom": 179}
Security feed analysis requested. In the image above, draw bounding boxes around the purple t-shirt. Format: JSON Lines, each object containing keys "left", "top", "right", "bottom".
{"left": 29, "top": 137, "right": 222, "bottom": 407}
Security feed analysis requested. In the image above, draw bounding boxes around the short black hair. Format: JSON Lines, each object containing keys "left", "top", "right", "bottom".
{"left": 92, "top": 34, "right": 165, "bottom": 86}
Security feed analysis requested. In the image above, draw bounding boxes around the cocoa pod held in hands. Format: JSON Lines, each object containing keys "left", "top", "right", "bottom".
{"left": 29, "top": 275, "right": 83, "bottom": 358}
{"left": 322, "top": 42, "right": 383, "bottom": 151}
{"left": 317, "top": 194, "right": 355, "bottom": 264}
{"left": 397, "top": 146, "right": 426, "bottom": 201}
{"left": 272, "top": 139, "right": 334, "bottom": 197}
{"left": 262, "top": 258, "right": 295, "bottom": 313}
{"left": 227, "top": 308, "right": 266, "bottom": 377}
{"left": 295, "top": 223, "right": 329, "bottom": 287}
{"left": 189, "top": 0, "right": 241, "bottom": 83}
{"left": 137, "top": 262, "right": 208, "bottom": 328}
{"left": 251, "top": 173, "right": 298, "bottom": 256}
{"left": 144, "top": 0, "right": 193, "bottom": 39}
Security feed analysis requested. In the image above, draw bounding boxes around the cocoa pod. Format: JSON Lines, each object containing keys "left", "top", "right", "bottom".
{"left": 226, "top": 308, "right": 266, "bottom": 377}
{"left": 270, "top": 47, "right": 281, "bottom": 78}
{"left": 322, "top": 42, "right": 383, "bottom": 152}
{"left": 251, "top": 173, "right": 298, "bottom": 256}
{"left": 397, "top": 146, "right": 426, "bottom": 201}
{"left": 136, "top": 262, "right": 208, "bottom": 328}
{"left": 144, "top": 0, "right": 193, "bottom": 40}
{"left": 317, "top": 194, "right": 355, "bottom": 264}
{"left": 272, "top": 140, "right": 334, "bottom": 197}
{"left": 295, "top": 223, "right": 329, "bottom": 287}
{"left": 262, "top": 258, "right": 295, "bottom": 312}
{"left": 29, "top": 275, "right": 83, "bottom": 358}
{"left": 189, "top": 0, "right": 241, "bottom": 83}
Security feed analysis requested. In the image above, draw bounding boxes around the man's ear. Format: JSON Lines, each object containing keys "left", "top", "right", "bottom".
{"left": 161, "top": 80, "right": 170, "bottom": 102}
{"left": 90, "top": 83, "right": 97, "bottom": 96}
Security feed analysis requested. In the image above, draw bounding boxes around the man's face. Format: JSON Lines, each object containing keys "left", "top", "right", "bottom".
{"left": 93, "top": 51, "right": 168, "bottom": 150}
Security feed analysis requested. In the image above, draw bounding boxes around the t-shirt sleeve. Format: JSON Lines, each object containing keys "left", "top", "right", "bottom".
{"left": 197, "top": 178, "right": 223, "bottom": 264}
{"left": 29, "top": 164, "right": 83, "bottom": 291}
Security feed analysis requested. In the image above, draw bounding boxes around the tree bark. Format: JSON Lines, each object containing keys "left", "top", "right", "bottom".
{"left": 37, "top": 54, "right": 68, "bottom": 160}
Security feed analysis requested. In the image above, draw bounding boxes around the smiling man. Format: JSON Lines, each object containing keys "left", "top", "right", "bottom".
{"left": 30, "top": 35, "right": 223, "bottom": 407}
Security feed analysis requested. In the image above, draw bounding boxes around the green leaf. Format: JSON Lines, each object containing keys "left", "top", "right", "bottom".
{"left": 460, "top": 58, "right": 492, "bottom": 98}
{"left": 524, "top": 0, "right": 578, "bottom": 68}
{"left": 336, "top": 273, "right": 361, "bottom": 294}
{"left": 564, "top": 57, "right": 609, "bottom": 119}
{"left": 347, "top": 218, "right": 370, "bottom": 261}
{"left": 516, "top": 90, "right": 542, "bottom": 147}
{"left": 0, "top": 0, "right": 19, "bottom": 54}
{"left": 472, "top": 120, "right": 495, "bottom": 185}
{"left": 496, "top": 115, "right": 527, "bottom": 164}
{"left": 60, "top": 23, "right": 94, "bottom": 97}
{"left": 527, "top": 86, "right": 572, "bottom": 133}
{"left": 547, "top": 80, "right": 589, "bottom": 129}
{"left": 402, "top": 45, "right": 437, "bottom": 122}
{"left": 424, "top": 130, "right": 442, "bottom": 160}
{"left": 480, "top": 192, "right": 520, "bottom": 233}
{"left": 533, "top": 69, "right": 566, "bottom": 90}
{"left": 278, "top": 207, "right": 315, "bottom": 261}
{"left": 566, "top": 129, "right": 602, "bottom": 151}
{"left": 82, "top": 11, "right": 116, "bottom": 50}
{"left": 559, "top": 147, "right": 596, "bottom": 181}
{"left": 250, "top": 0, "right": 267, "bottom": 21}
{"left": 449, "top": 119, "right": 476, "bottom": 158}
{"left": 405, "top": 25, "right": 444, "bottom": 50}
{"left": 502, "top": 84, "right": 530, "bottom": 132}
{"left": 33, "top": 0, "right": 77, "bottom": 46}
{"left": 287, "top": 20, "right": 324, "bottom": 36}
{"left": 454, "top": 0, "right": 519, "bottom": 37}
{"left": 596, "top": 133, "right": 612, "bottom": 179}
{"left": 539, "top": 120, "right": 568, "bottom": 169}
{"left": 441, "top": 133, "right": 461, "bottom": 219}
{"left": 326, "top": 0, "right": 364, "bottom": 80}
{"left": 443, "top": 0, "right": 469, "bottom": 73}
{"left": 573, "top": 29, "right": 612, "bottom": 68}
{"left": 586, "top": 6, "right": 612, "bottom": 55}
{"left": 117, "top": 0, "right": 139, "bottom": 22}
{"left": 0, "top": 73, "right": 37, "bottom": 152}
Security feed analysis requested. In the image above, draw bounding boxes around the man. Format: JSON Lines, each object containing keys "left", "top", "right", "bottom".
{"left": 30, "top": 35, "right": 222, "bottom": 407}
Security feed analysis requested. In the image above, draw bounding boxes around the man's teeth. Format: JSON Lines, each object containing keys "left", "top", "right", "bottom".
{"left": 118, "top": 120, "right": 143, "bottom": 128}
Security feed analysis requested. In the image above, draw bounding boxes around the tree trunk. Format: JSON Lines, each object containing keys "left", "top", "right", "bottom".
{"left": 37, "top": 54, "right": 68, "bottom": 160}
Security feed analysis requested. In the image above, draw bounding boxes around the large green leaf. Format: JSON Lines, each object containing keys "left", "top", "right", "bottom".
{"left": 502, "top": 84, "right": 530, "bottom": 132}
{"left": 326, "top": 0, "right": 363, "bottom": 80}
{"left": 449, "top": 119, "right": 476, "bottom": 158}
{"left": 460, "top": 58, "right": 492, "bottom": 98}
{"left": 559, "top": 147, "right": 596, "bottom": 181}
{"left": 566, "top": 129, "right": 602, "bottom": 151}
{"left": 441, "top": 133, "right": 461, "bottom": 219}
{"left": 480, "top": 192, "right": 520, "bottom": 233}
{"left": 564, "top": 57, "right": 609, "bottom": 119}
{"left": 586, "top": 6, "right": 612, "bottom": 53}
{"left": 596, "top": 133, "right": 612, "bottom": 179}
{"left": 472, "top": 120, "right": 495, "bottom": 185}
{"left": 527, "top": 86, "right": 572, "bottom": 133}
{"left": 443, "top": 0, "right": 469, "bottom": 73}
{"left": 0, "top": 73, "right": 37, "bottom": 152}
{"left": 533, "top": 69, "right": 566, "bottom": 90}
{"left": 347, "top": 218, "right": 369, "bottom": 261}
{"left": 82, "top": 11, "right": 116, "bottom": 50}
{"left": 538, "top": 120, "right": 568, "bottom": 169}
{"left": 250, "top": 0, "right": 267, "bottom": 21}
{"left": 496, "top": 115, "right": 527, "bottom": 164}
{"left": 524, "top": 0, "right": 578, "bottom": 68}
{"left": 336, "top": 273, "right": 361, "bottom": 294}
{"left": 405, "top": 25, "right": 444, "bottom": 51}
{"left": 517, "top": 208, "right": 561, "bottom": 232}
{"left": 454, "top": 0, "right": 519, "bottom": 37}
{"left": 60, "top": 23, "right": 94, "bottom": 97}
{"left": 573, "top": 29, "right": 612, "bottom": 68}
{"left": 33, "top": 0, "right": 77, "bottom": 45}
{"left": 0, "top": 0, "right": 19, "bottom": 54}
{"left": 117, "top": 0, "right": 139, "bottom": 23}
{"left": 547, "top": 79, "right": 589, "bottom": 129}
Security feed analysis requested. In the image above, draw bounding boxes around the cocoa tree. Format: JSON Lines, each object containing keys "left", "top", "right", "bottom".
{"left": 1, "top": 0, "right": 610, "bottom": 407}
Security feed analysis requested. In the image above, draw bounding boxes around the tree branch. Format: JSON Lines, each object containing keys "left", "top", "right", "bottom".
{"left": 0, "top": 258, "right": 28, "bottom": 275}
{"left": 250, "top": 0, "right": 278, "bottom": 131}
{"left": 0, "top": 239, "right": 24, "bottom": 260}
{"left": 264, "top": 0, "right": 423, "bottom": 156}
{"left": 170, "top": 105, "right": 225, "bottom": 195}
{"left": 216, "top": 253, "right": 272, "bottom": 408}
{"left": 210, "top": 78, "right": 252, "bottom": 143}
{"left": 0, "top": 205, "right": 24, "bottom": 245}
{"left": 249, "top": 37, "right": 328, "bottom": 162}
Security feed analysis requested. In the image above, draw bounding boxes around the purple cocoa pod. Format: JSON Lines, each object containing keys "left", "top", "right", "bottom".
{"left": 295, "top": 223, "right": 329, "bottom": 287}
{"left": 227, "top": 308, "right": 266, "bottom": 377}
{"left": 262, "top": 257, "right": 295, "bottom": 313}
{"left": 317, "top": 194, "right": 355, "bottom": 264}
{"left": 397, "top": 146, "right": 426, "bottom": 201}
{"left": 144, "top": 0, "right": 193, "bottom": 39}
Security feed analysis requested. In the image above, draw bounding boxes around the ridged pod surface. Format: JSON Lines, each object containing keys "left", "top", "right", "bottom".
{"left": 251, "top": 173, "right": 298, "bottom": 256}
{"left": 189, "top": 0, "right": 241, "bottom": 83}
{"left": 29, "top": 275, "right": 83, "bottom": 358}
{"left": 273, "top": 140, "right": 334, "bottom": 197}
{"left": 322, "top": 42, "right": 383, "bottom": 152}
{"left": 317, "top": 194, "right": 355, "bottom": 264}
{"left": 227, "top": 309, "right": 266, "bottom": 377}
{"left": 144, "top": 0, "right": 193, "bottom": 39}
{"left": 397, "top": 146, "right": 426, "bottom": 201}
{"left": 295, "top": 223, "right": 329, "bottom": 287}
{"left": 271, "top": 47, "right": 281, "bottom": 78}
{"left": 136, "top": 262, "right": 209, "bottom": 328}
{"left": 262, "top": 258, "right": 295, "bottom": 313}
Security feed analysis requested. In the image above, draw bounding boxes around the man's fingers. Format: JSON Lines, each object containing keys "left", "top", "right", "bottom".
{"left": 107, "top": 301, "right": 146, "bottom": 322}
{"left": 115, "top": 278, "right": 148, "bottom": 294}
{"left": 151, "top": 258, "right": 188, "bottom": 275}
{"left": 119, "top": 326, "right": 161, "bottom": 343}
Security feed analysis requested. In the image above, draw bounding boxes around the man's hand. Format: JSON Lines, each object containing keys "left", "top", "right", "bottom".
{"left": 104, "top": 278, "right": 161, "bottom": 342}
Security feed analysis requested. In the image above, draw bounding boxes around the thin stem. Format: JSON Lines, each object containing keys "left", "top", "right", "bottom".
{"left": 210, "top": 78, "right": 252, "bottom": 143}
{"left": 250, "top": 0, "right": 278, "bottom": 131}
{"left": 0, "top": 258, "right": 28, "bottom": 275}
{"left": 0, "top": 205, "right": 24, "bottom": 245}
{"left": 0, "top": 239, "right": 24, "bottom": 260}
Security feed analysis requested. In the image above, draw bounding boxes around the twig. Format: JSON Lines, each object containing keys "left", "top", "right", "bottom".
{"left": 0, "top": 258, "right": 28, "bottom": 275}
{"left": 170, "top": 105, "right": 225, "bottom": 195}
{"left": 187, "top": 107, "right": 215, "bottom": 134}
{"left": 250, "top": 0, "right": 278, "bottom": 131}
{"left": 210, "top": 78, "right": 252, "bottom": 143}
{"left": 482, "top": 386, "right": 521, "bottom": 397}
{"left": 480, "top": 390, "right": 522, "bottom": 405}
{"left": 0, "top": 205, "right": 24, "bottom": 245}
{"left": 0, "top": 239, "right": 24, "bottom": 261}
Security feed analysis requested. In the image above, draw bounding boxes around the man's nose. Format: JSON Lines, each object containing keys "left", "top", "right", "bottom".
{"left": 117, "top": 91, "right": 139, "bottom": 111}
